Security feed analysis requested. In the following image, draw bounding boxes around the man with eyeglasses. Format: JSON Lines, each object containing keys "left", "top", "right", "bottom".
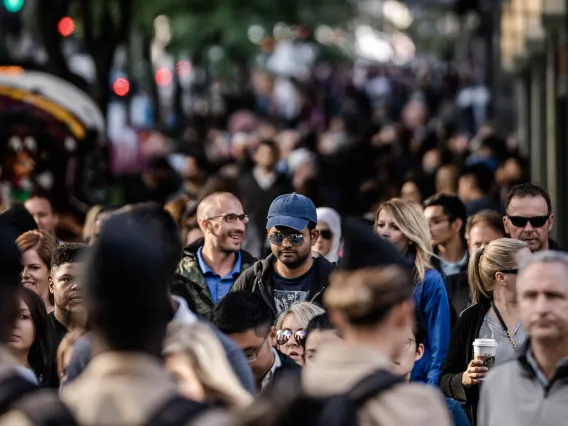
{"left": 233, "top": 193, "right": 334, "bottom": 316}
{"left": 175, "top": 192, "right": 256, "bottom": 319}
{"left": 504, "top": 183, "right": 563, "bottom": 253}
{"left": 212, "top": 292, "right": 300, "bottom": 392}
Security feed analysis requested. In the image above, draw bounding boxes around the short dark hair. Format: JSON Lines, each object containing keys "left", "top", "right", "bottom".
{"left": 459, "top": 164, "right": 494, "bottom": 195}
{"left": 28, "top": 191, "right": 56, "bottom": 213}
{"left": 305, "top": 312, "right": 334, "bottom": 334}
{"left": 257, "top": 139, "right": 280, "bottom": 162}
{"left": 423, "top": 194, "right": 467, "bottom": 224}
{"left": 212, "top": 292, "right": 275, "bottom": 336}
{"left": 506, "top": 183, "right": 552, "bottom": 216}
{"left": 0, "top": 224, "right": 21, "bottom": 343}
{"left": 115, "top": 202, "right": 182, "bottom": 281}
{"left": 51, "top": 243, "right": 87, "bottom": 269}
{"left": 85, "top": 214, "right": 172, "bottom": 354}
{"left": 302, "top": 313, "right": 335, "bottom": 349}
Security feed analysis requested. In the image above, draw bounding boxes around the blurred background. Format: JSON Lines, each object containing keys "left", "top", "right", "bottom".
{"left": 0, "top": 0, "right": 566, "bottom": 245}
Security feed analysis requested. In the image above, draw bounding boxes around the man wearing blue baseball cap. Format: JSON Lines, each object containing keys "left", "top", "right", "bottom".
{"left": 233, "top": 193, "right": 334, "bottom": 316}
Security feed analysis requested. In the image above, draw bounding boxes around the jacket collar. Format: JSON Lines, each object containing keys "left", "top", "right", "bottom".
{"left": 548, "top": 239, "right": 564, "bottom": 251}
{"left": 518, "top": 340, "right": 568, "bottom": 387}
{"left": 183, "top": 238, "right": 256, "bottom": 266}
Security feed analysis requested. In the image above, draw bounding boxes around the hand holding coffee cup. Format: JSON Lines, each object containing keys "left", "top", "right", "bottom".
{"left": 462, "top": 338, "right": 497, "bottom": 387}
{"left": 462, "top": 359, "right": 488, "bottom": 387}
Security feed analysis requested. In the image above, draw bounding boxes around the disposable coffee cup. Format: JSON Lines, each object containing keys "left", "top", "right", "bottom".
{"left": 473, "top": 338, "right": 497, "bottom": 370}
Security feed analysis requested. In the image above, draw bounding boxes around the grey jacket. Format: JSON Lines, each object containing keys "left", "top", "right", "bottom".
{"left": 478, "top": 345, "right": 568, "bottom": 426}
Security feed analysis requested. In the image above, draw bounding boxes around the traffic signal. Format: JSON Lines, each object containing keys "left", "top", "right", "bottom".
{"left": 3, "top": 0, "right": 24, "bottom": 13}
{"left": 112, "top": 78, "right": 130, "bottom": 97}
{"left": 57, "top": 17, "right": 75, "bottom": 37}
{"left": 155, "top": 67, "right": 172, "bottom": 87}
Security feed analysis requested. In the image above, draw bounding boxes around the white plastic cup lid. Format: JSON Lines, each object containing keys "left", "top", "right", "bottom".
{"left": 473, "top": 338, "right": 498, "bottom": 347}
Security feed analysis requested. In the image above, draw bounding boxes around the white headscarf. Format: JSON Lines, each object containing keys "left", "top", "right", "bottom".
{"left": 316, "top": 207, "right": 342, "bottom": 263}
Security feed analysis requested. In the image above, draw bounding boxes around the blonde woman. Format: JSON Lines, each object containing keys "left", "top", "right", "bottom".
{"left": 274, "top": 302, "right": 325, "bottom": 366}
{"left": 374, "top": 198, "right": 450, "bottom": 386}
{"left": 440, "top": 238, "right": 530, "bottom": 424}
{"left": 276, "top": 302, "right": 325, "bottom": 365}
{"left": 163, "top": 322, "right": 253, "bottom": 409}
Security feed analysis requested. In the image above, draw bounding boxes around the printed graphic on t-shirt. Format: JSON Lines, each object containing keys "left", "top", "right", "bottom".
{"left": 273, "top": 289, "right": 309, "bottom": 315}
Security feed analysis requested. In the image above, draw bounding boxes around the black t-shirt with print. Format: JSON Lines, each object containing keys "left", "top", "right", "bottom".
{"left": 271, "top": 261, "right": 315, "bottom": 315}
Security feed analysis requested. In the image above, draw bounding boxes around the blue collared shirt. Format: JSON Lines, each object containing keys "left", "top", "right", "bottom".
{"left": 196, "top": 247, "right": 242, "bottom": 304}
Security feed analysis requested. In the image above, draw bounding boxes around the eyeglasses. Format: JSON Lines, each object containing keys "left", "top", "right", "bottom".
{"left": 319, "top": 229, "right": 333, "bottom": 240}
{"left": 269, "top": 232, "right": 305, "bottom": 247}
{"left": 402, "top": 338, "right": 417, "bottom": 352}
{"left": 499, "top": 269, "right": 518, "bottom": 275}
{"left": 276, "top": 329, "right": 307, "bottom": 346}
{"left": 507, "top": 215, "right": 549, "bottom": 228}
{"left": 206, "top": 214, "right": 249, "bottom": 224}
{"left": 243, "top": 334, "right": 269, "bottom": 363}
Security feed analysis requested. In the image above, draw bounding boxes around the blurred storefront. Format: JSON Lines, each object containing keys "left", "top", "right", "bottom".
{"left": 500, "top": 0, "right": 568, "bottom": 246}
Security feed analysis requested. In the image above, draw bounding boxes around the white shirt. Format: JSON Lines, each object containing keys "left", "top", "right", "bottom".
{"left": 260, "top": 348, "right": 282, "bottom": 391}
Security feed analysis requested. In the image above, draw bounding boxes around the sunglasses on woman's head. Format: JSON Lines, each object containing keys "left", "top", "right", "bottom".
{"left": 319, "top": 229, "right": 333, "bottom": 240}
{"left": 507, "top": 215, "right": 549, "bottom": 228}
{"left": 269, "top": 232, "right": 305, "bottom": 246}
{"left": 276, "top": 329, "right": 307, "bottom": 346}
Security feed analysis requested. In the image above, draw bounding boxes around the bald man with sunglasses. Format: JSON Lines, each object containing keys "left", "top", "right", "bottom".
{"left": 233, "top": 193, "right": 335, "bottom": 316}
{"left": 504, "top": 184, "right": 564, "bottom": 253}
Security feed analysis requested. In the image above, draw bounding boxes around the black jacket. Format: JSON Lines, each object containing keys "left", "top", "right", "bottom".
{"left": 431, "top": 252, "right": 471, "bottom": 328}
{"left": 272, "top": 350, "right": 301, "bottom": 384}
{"left": 262, "top": 350, "right": 302, "bottom": 395}
{"left": 232, "top": 254, "right": 334, "bottom": 316}
{"left": 548, "top": 238, "right": 565, "bottom": 252}
{"left": 440, "top": 299, "right": 490, "bottom": 425}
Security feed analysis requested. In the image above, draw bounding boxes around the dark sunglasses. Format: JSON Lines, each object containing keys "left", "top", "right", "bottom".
{"left": 499, "top": 269, "right": 518, "bottom": 275}
{"left": 269, "top": 232, "right": 305, "bottom": 246}
{"left": 276, "top": 329, "right": 307, "bottom": 346}
{"left": 319, "top": 229, "right": 333, "bottom": 240}
{"left": 507, "top": 215, "right": 549, "bottom": 228}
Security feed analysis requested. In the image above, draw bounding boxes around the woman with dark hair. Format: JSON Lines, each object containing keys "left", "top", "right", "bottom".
{"left": 7, "top": 287, "right": 57, "bottom": 387}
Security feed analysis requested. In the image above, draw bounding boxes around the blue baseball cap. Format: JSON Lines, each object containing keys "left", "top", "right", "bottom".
{"left": 266, "top": 193, "right": 317, "bottom": 231}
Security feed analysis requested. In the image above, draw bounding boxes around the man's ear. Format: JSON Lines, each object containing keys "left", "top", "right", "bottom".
{"left": 415, "top": 343, "right": 425, "bottom": 362}
{"left": 269, "top": 325, "right": 277, "bottom": 347}
{"left": 49, "top": 277, "right": 55, "bottom": 294}
{"left": 503, "top": 216, "right": 510, "bottom": 235}
{"left": 311, "top": 229, "right": 319, "bottom": 246}
{"left": 452, "top": 218, "right": 464, "bottom": 234}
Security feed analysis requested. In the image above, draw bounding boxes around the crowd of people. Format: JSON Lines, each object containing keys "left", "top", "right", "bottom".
{"left": 0, "top": 63, "right": 561, "bottom": 426}
{"left": 0, "top": 174, "right": 565, "bottom": 426}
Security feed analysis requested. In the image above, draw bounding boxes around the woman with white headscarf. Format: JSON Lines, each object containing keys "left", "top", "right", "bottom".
{"left": 314, "top": 207, "right": 342, "bottom": 263}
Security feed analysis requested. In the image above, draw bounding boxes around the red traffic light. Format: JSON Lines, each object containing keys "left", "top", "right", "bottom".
{"left": 58, "top": 17, "right": 75, "bottom": 37}
{"left": 155, "top": 67, "right": 172, "bottom": 87}
{"left": 113, "top": 78, "right": 130, "bottom": 97}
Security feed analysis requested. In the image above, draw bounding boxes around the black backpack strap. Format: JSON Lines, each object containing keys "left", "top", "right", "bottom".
{"left": 0, "top": 373, "right": 38, "bottom": 415}
{"left": 146, "top": 395, "right": 210, "bottom": 426}
{"left": 347, "top": 370, "right": 405, "bottom": 406}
